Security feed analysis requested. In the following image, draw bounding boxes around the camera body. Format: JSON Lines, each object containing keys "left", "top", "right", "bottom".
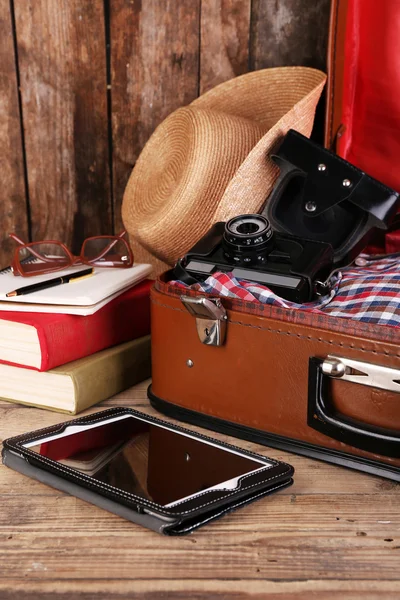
{"left": 174, "top": 215, "right": 334, "bottom": 303}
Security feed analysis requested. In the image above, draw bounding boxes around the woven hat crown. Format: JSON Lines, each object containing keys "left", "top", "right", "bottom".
{"left": 122, "top": 67, "right": 326, "bottom": 271}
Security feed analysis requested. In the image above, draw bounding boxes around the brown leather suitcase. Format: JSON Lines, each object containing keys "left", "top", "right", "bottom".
{"left": 148, "top": 0, "right": 400, "bottom": 481}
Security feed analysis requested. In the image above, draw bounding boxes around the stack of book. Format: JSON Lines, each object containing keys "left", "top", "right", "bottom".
{"left": 0, "top": 264, "right": 153, "bottom": 414}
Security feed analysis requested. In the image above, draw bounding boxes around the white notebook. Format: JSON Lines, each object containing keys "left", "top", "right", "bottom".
{"left": 0, "top": 263, "right": 152, "bottom": 315}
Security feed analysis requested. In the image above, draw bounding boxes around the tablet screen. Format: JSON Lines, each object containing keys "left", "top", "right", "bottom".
{"left": 24, "top": 414, "right": 269, "bottom": 506}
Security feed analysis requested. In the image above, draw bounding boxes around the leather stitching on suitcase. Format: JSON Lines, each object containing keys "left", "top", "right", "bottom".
{"left": 151, "top": 299, "right": 400, "bottom": 359}
{"left": 154, "top": 284, "right": 400, "bottom": 344}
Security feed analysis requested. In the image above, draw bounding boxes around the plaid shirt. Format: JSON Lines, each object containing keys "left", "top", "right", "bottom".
{"left": 171, "top": 254, "right": 400, "bottom": 327}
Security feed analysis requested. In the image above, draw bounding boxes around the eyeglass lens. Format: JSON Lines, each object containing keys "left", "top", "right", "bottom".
{"left": 82, "top": 238, "right": 131, "bottom": 267}
{"left": 17, "top": 243, "right": 71, "bottom": 275}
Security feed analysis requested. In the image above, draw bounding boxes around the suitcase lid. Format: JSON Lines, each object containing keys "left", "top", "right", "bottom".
{"left": 325, "top": 0, "right": 400, "bottom": 193}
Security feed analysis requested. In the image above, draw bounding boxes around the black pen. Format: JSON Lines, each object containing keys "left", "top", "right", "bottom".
{"left": 6, "top": 267, "right": 94, "bottom": 297}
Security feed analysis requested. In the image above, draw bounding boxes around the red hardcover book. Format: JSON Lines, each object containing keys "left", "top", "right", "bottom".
{"left": 0, "top": 280, "right": 152, "bottom": 371}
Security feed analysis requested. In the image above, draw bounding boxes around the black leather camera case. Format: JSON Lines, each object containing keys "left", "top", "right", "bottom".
{"left": 265, "top": 129, "right": 399, "bottom": 264}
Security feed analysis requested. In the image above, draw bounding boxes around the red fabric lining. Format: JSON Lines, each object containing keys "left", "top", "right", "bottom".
{"left": 338, "top": 0, "right": 400, "bottom": 193}
{"left": 338, "top": 0, "right": 400, "bottom": 253}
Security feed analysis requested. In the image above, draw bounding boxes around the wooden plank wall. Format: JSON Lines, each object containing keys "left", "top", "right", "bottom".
{"left": 0, "top": 0, "right": 331, "bottom": 268}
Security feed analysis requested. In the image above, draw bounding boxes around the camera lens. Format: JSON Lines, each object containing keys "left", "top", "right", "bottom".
{"left": 236, "top": 222, "right": 259, "bottom": 235}
{"left": 222, "top": 214, "right": 274, "bottom": 264}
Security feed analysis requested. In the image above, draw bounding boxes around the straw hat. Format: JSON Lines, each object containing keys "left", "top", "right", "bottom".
{"left": 122, "top": 67, "right": 326, "bottom": 276}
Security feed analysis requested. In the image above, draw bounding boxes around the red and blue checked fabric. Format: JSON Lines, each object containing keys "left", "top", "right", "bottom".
{"left": 171, "top": 254, "right": 400, "bottom": 327}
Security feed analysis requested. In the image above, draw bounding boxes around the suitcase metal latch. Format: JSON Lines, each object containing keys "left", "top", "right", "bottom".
{"left": 321, "top": 355, "right": 400, "bottom": 393}
{"left": 180, "top": 296, "right": 227, "bottom": 346}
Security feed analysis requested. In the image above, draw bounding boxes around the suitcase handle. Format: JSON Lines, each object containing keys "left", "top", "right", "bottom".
{"left": 308, "top": 357, "right": 400, "bottom": 458}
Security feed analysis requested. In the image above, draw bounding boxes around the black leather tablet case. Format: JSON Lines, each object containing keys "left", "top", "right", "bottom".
{"left": 2, "top": 407, "right": 294, "bottom": 535}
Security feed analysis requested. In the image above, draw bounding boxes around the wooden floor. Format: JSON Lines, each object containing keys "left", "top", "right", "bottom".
{"left": 0, "top": 381, "right": 399, "bottom": 599}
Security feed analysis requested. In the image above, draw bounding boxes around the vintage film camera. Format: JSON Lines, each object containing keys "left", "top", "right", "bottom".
{"left": 173, "top": 214, "right": 334, "bottom": 303}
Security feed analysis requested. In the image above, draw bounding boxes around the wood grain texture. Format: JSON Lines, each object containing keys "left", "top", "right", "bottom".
{"left": 1, "top": 0, "right": 333, "bottom": 252}
{"left": 0, "top": 494, "right": 399, "bottom": 580}
{"left": 0, "top": 581, "right": 399, "bottom": 600}
{"left": 0, "top": 382, "right": 399, "bottom": 597}
{"left": 250, "top": 0, "right": 332, "bottom": 70}
{"left": 200, "top": 0, "right": 251, "bottom": 94}
{"left": 110, "top": 0, "right": 201, "bottom": 231}
{"left": 13, "top": 0, "right": 111, "bottom": 254}
{"left": 0, "top": 0, "right": 29, "bottom": 269}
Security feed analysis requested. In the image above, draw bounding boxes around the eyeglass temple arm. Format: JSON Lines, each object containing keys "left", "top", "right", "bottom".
{"left": 9, "top": 233, "right": 26, "bottom": 245}
{"left": 8, "top": 233, "right": 57, "bottom": 263}
{"left": 87, "top": 231, "right": 130, "bottom": 263}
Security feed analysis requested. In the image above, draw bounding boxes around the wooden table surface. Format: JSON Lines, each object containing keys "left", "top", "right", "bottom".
{"left": 0, "top": 381, "right": 399, "bottom": 599}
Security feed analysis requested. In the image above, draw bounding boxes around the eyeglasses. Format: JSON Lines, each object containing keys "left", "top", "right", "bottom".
{"left": 9, "top": 231, "right": 134, "bottom": 277}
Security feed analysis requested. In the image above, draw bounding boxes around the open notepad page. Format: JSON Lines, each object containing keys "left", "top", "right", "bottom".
{"left": 0, "top": 263, "right": 152, "bottom": 315}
